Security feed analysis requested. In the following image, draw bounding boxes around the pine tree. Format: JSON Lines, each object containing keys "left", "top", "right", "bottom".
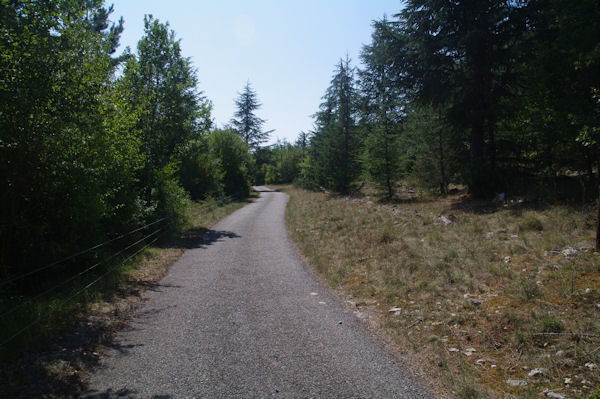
{"left": 231, "top": 81, "right": 272, "bottom": 151}
{"left": 399, "top": 0, "right": 523, "bottom": 198}
{"left": 310, "top": 57, "right": 362, "bottom": 194}
{"left": 359, "top": 18, "right": 405, "bottom": 199}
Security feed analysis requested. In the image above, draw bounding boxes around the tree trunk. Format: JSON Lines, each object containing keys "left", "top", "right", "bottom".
{"left": 596, "top": 185, "right": 600, "bottom": 252}
{"left": 438, "top": 111, "right": 447, "bottom": 195}
{"left": 488, "top": 122, "right": 496, "bottom": 184}
{"left": 470, "top": 119, "right": 487, "bottom": 198}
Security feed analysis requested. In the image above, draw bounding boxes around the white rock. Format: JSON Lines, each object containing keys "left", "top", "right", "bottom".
{"left": 584, "top": 362, "right": 596, "bottom": 370}
{"left": 440, "top": 215, "right": 453, "bottom": 225}
{"left": 504, "top": 256, "right": 511, "bottom": 263}
{"left": 506, "top": 379, "right": 527, "bottom": 387}
{"left": 555, "top": 350, "right": 565, "bottom": 357}
{"left": 564, "top": 377, "right": 572, "bottom": 385}
{"left": 388, "top": 307, "right": 402, "bottom": 313}
{"left": 561, "top": 247, "right": 577, "bottom": 257}
{"left": 546, "top": 392, "right": 567, "bottom": 399}
{"left": 463, "top": 348, "right": 477, "bottom": 356}
{"left": 490, "top": 364, "right": 497, "bottom": 369}
{"left": 475, "top": 358, "right": 486, "bottom": 366}
{"left": 447, "top": 347, "right": 460, "bottom": 352}
{"left": 528, "top": 368, "right": 547, "bottom": 377}
{"left": 585, "top": 288, "right": 592, "bottom": 294}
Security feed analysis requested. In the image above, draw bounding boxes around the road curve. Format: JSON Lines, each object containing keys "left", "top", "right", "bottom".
{"left": 83, "top": 187, "right": 430, "bottom": 398}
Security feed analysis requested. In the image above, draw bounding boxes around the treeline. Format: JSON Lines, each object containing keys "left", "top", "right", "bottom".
{"left": 0, "top": 1, "right": 255, "bottom": 282}
{"left": 291, "top": 0, "right": 600, "bottom": 200}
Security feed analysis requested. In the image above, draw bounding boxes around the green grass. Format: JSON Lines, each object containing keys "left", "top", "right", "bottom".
{"left": 283, "top": 184, "right": 600, "bottom": 398}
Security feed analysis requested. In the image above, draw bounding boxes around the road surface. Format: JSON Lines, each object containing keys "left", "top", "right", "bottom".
{"left": 83, "top": 187, "right": 429, "bottom": 398}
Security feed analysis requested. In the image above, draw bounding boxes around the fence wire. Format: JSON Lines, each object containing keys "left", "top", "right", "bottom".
{"left": 0, "top": 226, "right": 166, "bottom": 348}
{"left": 0, "top": 218, "right": 166, "bottom": 288}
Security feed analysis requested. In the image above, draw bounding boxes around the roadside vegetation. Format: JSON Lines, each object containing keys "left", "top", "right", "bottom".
{"left": 1, "top": 0, "right": 266, "bottom": 388}
{"left": 285, "top": 184, "right": 600, "bottom": 398}
{"left": 0, "top": 195, "right": 253, "bottom": 397}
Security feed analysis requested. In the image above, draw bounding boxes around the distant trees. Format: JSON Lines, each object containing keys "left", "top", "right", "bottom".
{"left": 231, "top": 81, "right": 272, "bottom": 151}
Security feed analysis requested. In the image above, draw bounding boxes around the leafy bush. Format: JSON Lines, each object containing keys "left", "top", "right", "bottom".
{"left": 209, "top": 129, "right": 251, "bottom": 199}
{"left": 155, "top": 163, "right": 191, "bottom": 234}
{"left": 178, "top": 138, "right": 224, "bottom": 200}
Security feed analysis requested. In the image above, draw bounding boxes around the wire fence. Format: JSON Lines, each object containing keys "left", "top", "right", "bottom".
{"left": 0, "top": 219, "right": 168, "bottom": 348}
{"left": 0, "top": 218, "right": 166, "bottom": 289}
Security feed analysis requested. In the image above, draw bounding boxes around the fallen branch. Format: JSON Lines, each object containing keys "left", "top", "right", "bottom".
{"left": 407, "top": 319, "right": 423, "bottom": 329}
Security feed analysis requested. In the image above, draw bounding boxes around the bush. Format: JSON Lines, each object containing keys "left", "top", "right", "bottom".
{"left": 209, "top": 129, "right": 251, "bottom": 199}
{"left": 178, "top": 138, "right": 224, "bottom": 200}
{"left": 155, "top": 163, "right": 191, "bottom": 234}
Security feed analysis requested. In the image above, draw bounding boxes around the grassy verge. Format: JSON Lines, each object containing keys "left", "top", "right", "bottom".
{"left": 284, "top": 185, "right": 600, "bottom": 398}
{"left": 0, "top": 194, "right": 254, "bottom": 397}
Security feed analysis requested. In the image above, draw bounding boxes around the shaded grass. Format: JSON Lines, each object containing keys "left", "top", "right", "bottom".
{"left": 284, "top": 185, "right": 600, "bottom": 398}
{"left": 0, "top": 194, "right": 254, "bottom": 397}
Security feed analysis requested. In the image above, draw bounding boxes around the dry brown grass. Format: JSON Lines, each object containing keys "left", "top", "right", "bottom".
{"left": 283, "top": 185, "right": 600, "bottom": 399}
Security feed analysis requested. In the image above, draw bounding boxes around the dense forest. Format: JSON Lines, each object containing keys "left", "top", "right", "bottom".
{"left": 296, "top": 0, "right": 600, "bottom": 200}
{"left": 1, "top": 0, "right": 600, "bottom": 283}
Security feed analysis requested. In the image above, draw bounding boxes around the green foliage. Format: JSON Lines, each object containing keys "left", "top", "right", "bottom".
{"left": 0, "top": 3, "right": 236, "bottom": 289}
{"left": 0, "top": 0, "right": 139, "bottom": 273}
{"left": 154, "top": 163, "right": 191, "bottom": 234}
{"left": 231, "top": 81, "right": 271, "bottom": 151}
{"left": 178, "top": 138, "right": 224, "bottom": 200}
{"left": 300, "top": 1, "right": 600, "bottom": 202}
{"left": 359, "top": 18, "right": 406, "bottom": 199}
{"left": 123, "top": 15, "right": 211, "bottom": 172}
{"left": 310, "top": 57, "right": 363, "bottom": 194}
{"left": 209, "top": 129, "right": 251, "bottom": 199}
{"left": 265, "top": 164, "right": 280, "bottom": 184}
{"left": 404, "top": 105, "right": 464, "bottom": 194}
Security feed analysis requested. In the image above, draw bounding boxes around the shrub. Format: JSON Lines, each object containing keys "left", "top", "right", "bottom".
{"left": 155, "top": 163, "right": 191, "bottom": 234}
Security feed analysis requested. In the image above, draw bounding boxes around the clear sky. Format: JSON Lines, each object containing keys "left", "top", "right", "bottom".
{"left": 110, "top": 0, "right": 404, "bottom": 145}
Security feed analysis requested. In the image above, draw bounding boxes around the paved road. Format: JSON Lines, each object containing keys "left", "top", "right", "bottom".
{"left": 83, "top": 187, "right": 429, "bottom": 398}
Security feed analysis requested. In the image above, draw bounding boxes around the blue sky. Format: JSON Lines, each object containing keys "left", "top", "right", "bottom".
{"left": 111, "top": 1, "right": 404, "bottom": 145}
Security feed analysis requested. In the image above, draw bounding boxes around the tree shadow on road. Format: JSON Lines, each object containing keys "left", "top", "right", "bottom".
{"left": 159, "top": 228, "right": 241, "bottom": 250}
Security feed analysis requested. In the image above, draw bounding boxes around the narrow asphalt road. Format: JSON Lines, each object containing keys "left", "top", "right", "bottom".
{"left": 83, "top": 187, "right": 430, "bottom": 398}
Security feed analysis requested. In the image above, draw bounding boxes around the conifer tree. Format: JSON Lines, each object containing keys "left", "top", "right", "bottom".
{"left": 310, "top": 57, "right": 362, "bottom": 194}
{"left": 360, "top": 18, "right": 405, "bottom": 199}
{"left": 231, "top": 81, "right": 272, "bottom": 151}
